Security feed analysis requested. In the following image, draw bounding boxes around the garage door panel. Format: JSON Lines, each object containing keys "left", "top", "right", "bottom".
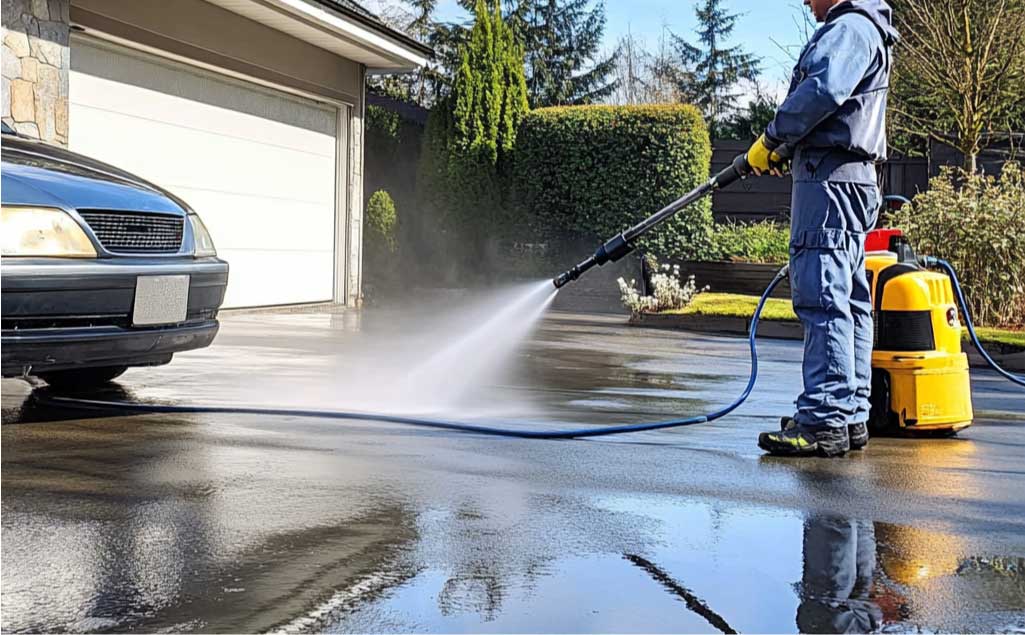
{"left": 69, "top": 80, "right": 337, "bottom": 156}
{"left": 217, "top": 250, "right": 334, "bottom": 307}
{"left": 70, "top": 37, "right": 336, "bottom": 149}
{"left": 69, "top": 37, "right": 340, "bottom": 308}
{"left": 70, "top": 101, "right": 336, "bottom": 206}
{"left": 169, "top": 188, "right": 335, "bottom": 252}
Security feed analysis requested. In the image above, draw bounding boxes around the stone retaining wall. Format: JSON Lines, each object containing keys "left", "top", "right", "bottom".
{"left": 2, "top": 0, "right": 69, "bottom": 145}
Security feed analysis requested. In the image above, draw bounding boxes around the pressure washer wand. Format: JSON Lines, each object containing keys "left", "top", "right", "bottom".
{"left": 553, "top": 154, "right": 754, "bottom": 288}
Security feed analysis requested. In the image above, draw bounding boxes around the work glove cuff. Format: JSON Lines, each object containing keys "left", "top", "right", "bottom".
{"left": 762, "top": 132, "right": 783, "bottom": 151}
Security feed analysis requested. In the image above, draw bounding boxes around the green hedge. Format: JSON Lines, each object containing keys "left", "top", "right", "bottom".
{"left": 513, "top": 105, "right": 713, "bottom": 259}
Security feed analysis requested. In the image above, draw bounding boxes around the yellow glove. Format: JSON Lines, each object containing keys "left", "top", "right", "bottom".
{"left": 746, "top": 134, "right": 789, "bottom": 175}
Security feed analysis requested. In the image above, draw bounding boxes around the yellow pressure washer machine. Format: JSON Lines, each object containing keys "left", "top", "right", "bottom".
{"left": 864, "top": 228, "right": 973, "bottom": 436}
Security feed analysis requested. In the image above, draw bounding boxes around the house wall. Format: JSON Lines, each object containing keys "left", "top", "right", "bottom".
{"left": 1, "top": 0, "right": 70, "bottom": 144}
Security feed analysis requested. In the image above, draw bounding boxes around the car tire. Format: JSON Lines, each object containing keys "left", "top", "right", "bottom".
{"left": 36, "top": 366, "right": 128, "bottom": 390}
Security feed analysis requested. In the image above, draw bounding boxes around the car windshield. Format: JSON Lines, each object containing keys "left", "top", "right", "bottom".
{"left": 1, "top": 121, "right": 16, "bottom": 135}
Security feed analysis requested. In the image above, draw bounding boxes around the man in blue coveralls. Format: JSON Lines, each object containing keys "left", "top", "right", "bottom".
{"left": 748, "top": 0, "right": 900, "bottom": 457}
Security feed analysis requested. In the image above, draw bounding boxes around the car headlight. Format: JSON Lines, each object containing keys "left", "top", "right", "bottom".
{"left": 188, "top": 213, "right": 217, "bottom": 257}
{"left": 0, "top": 206, "right": 97, "bottom": 257}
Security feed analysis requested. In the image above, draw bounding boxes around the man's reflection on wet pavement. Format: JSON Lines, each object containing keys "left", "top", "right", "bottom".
{"left": 797, "top": 515, "right": 882, "bottom": 633}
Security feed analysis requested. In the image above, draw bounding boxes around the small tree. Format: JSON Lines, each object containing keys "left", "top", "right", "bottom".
{"left": 609, "top": 27, "right": 646, "bottom": 105}
{"left": 418, "top": 0, "right": 530, "bottom": 268}
{"left": 363, "top": 189, "right": 399, "bottom": 294}
{"left": 889, "top": 0, "right": 1025, "bottom": 171}
{"left": 645, "top": 23, "right": 687, "bottom": 104}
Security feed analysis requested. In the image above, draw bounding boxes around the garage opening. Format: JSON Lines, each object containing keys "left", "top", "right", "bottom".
{"left": 69, "top": 36, "right": 343, "bottom": 308}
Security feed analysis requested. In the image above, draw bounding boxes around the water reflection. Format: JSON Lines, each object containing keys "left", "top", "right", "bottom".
{"left": 797, "top": 516, "right": 882, "bottom": 633}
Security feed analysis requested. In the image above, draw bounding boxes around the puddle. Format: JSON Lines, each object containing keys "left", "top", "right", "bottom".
{"left": 318, "top": 497, "right": 1025, "bottom": 634}
{"left": 327, "top": 555, "right": 734, "bottom": 634}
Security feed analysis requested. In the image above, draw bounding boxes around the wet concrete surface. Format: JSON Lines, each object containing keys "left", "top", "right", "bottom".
{"left": 2, "top": 308, "right": 1024, "bottom": 633}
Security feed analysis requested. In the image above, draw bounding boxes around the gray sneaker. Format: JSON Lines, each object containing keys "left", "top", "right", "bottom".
{"left": 847, "top": 422, "right": 869, "bottom": 450}
{"left": 759, "top": 421, "right": 850, "bottom": 457}
{"left": 780, "top": 417, "right": 868, "bottom": 451}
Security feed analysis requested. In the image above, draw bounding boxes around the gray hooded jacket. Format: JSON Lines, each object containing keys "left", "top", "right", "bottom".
{"left": 766, "top": 0, "right": 900, "bottom": 163}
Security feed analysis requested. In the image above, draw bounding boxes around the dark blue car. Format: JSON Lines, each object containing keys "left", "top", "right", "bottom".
{"left": 1, "top": 123, "right": 229, "bottom": 389}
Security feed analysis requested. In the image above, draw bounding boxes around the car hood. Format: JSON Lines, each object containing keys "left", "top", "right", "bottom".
{"left": 1, "top": 135, "right": 187, "bottom": 215}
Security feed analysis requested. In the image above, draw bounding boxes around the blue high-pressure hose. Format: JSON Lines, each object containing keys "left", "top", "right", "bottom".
{"left": 36, "top": 270, "right": 789, "bottom": 440}
{"left": 926, "top": 257, "right": 1025, "bottom": 388}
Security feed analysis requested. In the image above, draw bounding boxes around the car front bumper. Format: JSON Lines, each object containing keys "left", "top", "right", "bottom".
{"left": 1, "top": 257, "right": 228, "bottom": 376}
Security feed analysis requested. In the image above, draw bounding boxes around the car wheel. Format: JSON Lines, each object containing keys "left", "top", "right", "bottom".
{"left": 36, "top": 366, "right": 128, "bottom": 390}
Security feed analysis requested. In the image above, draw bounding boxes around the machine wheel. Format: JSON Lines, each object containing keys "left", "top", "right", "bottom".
{"left": 36, "top": 366, "right": 128, "bottom": 390}
{"left": 868, "top": 369, "right": 900, "bottom": 436}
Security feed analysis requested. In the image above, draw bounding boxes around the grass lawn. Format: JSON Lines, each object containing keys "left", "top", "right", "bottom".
{"left": 972, "top": 326, "right": 1025, "bottom": 349}
{"left": 663, "top": 293, "right": 1025, "bottom": 350}
{"left": 664, "top": 293, "right": 797, "bottom": 321}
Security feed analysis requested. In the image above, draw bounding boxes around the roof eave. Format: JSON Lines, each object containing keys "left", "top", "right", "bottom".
{"left": 208, "top": 0, "right": 432, "bottom": 71}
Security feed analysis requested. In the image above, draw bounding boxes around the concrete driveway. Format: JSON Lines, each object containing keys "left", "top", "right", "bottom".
{"left": 2, "top": 307, "right": 1024, "bottom": 633}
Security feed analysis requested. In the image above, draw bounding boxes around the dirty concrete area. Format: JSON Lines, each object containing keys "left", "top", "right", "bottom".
{"left": 2, "top": 307, "right": 1024, "bottom": 633}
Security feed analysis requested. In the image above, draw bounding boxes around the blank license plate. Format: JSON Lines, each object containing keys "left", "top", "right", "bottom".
{"left": 133, "top": 275, "right": 189, "bottom": 326}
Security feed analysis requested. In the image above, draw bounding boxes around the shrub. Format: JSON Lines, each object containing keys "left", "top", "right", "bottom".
{"left": 618, "top": 260, "right": 706, "bottom": 314}
{"left": 514, "top": 104, "right": 714, "bottom": 260}
{"left": 708, "top": 219, "right": 790, "bottom": 264}
{"left": 366, "top": 190, "right": 397, "bottom": 253}
{"left": 890, "top": 163, "right": 1025, "bottom": 327}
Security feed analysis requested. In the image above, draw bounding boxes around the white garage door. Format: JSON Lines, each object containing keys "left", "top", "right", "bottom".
{"left": 69, "top": 37, "right": 341, "bottom": 308}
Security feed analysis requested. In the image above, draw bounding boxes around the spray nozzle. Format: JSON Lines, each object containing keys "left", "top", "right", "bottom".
{"left": 553, "top": 256, "right": 595, "bottom": 288}
{"left": 552, "top": 233, "right": 633, "bottom": 289}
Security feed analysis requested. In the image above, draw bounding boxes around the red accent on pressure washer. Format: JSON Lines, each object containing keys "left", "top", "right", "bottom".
{"left": 866, "top": 228, "right": 903, "bottom": 253}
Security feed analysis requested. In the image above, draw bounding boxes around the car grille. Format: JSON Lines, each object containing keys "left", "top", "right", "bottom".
{"left": 78, "top": 210, "right": 184, "bottom": 253}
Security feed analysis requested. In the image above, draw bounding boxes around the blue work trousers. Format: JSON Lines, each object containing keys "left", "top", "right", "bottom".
{"left": 789, "top": 149, "right": 880, "bottom": 429}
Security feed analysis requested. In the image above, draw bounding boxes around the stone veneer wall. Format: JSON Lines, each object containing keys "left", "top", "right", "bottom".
{"left": 2, "top": 0, "right": 69, "bottom": 145}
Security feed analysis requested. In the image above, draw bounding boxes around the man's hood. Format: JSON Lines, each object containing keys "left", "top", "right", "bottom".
{"left": 830, "top": 0, "right": 900, "bottom": 45}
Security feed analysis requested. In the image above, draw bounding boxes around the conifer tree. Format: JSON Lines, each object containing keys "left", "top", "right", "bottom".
{"left": 404, "top": 0, "right": 441, "bottom": 103}
{"left": 504, "top": 0, "right": 617, "bottom": 106}
{"left": 420, "top": 0, "right": 529, "bottom": 254}
{"left": 672, "top": 0, "right": 759, "bottom": 137}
